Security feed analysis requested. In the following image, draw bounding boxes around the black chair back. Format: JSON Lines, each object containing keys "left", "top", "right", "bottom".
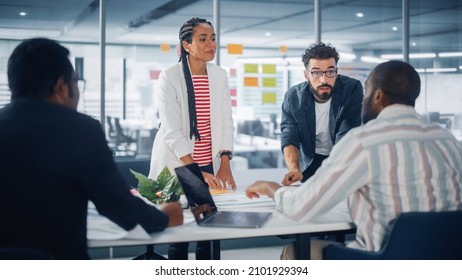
{"left": 324, "top": 211, "right": 462, "bottom": 260}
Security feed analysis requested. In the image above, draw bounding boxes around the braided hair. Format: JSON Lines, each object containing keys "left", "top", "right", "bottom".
{"left": 179, "top": 17, "right": 213, "bottom": 141}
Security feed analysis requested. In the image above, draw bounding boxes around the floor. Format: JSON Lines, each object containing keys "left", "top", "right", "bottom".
{"left": 90, "top": 235, "right": 292, "bottom": 260}
{"left": 95, "top": 244, "right": 286, "bottom": 260}
{"left": 186, "top": 245, "right": 284, "bottom": 260}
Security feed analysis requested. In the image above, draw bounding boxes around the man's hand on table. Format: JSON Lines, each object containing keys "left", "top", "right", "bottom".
{"left": 160, "top": 202, "right": 184, "bottom": 227}
{"left": 245, "top": 181, "right": 283, "bottom": 200}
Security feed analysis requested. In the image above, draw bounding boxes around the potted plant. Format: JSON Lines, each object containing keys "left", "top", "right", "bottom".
{"left": 129, "top": 167, "right": 183, "bottom": 204}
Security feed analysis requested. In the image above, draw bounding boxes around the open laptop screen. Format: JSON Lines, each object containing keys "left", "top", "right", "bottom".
{"left": 175, "top": 163, "right": 218, "bottom": 221}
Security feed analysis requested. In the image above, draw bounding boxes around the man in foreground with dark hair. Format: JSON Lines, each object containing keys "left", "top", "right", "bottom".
{"left": 280, "top": 42, "right": 363, "bottom": 185}
{"left": 0, "top": 37, "right": 183, "bottom": 259}
{"left": 246, "top": 60, "right": 462, "bottom": 259}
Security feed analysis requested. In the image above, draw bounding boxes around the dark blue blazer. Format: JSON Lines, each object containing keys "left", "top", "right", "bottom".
{"left": 280, "top": 75, "right": 363, "bottom": 172}
{"left": 0, "top": 98, "right": 168, "bottom": 259}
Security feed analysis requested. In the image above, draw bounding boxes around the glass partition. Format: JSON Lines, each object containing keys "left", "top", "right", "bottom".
{"left": 0, "top": 0, "right": 460, "bottom": 166}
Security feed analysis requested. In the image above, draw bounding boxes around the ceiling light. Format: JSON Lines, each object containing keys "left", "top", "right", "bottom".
{"left": 361, "top": 56, "right": 388, "bottom": 64}
{"left": 410, "top": 53, "right": 436, "bottom": 59}
{"left": 380, "top": 54, "right": 403, "bottom": 60}
{"left": 424, "top": 68, "right": 457, "bottom": 73}
{"left": 265, "top": 32, "right": 272, "bottom": 37}
{"left": 460, "top": 66, "right": 462, "bottom": 70}
{"left": 356, "top": 12, "right": 364, "bottom": 18}
{"left": 392, "top": 26, "right": 398, "bottom": 31}
{"left": 0, "top": 27, "right": 60, "bottom": 38}
{"left": 380, "top": 53, "right": 436, "bottom": 59}
{"left": 19, "top": 11, "right": 27, "bottom": 16}
{"left": 339, "top": 52, "right": 356, "bottom": 60}
{"left": 412, "top": 42, "right": 417, "bottom": 46}
{"left": 438, "top": 52, "right": 462, "bottom": 57}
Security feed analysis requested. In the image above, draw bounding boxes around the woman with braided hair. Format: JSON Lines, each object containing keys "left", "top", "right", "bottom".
{"left": 148, "top": 17, "right": 236, "bottom": 259}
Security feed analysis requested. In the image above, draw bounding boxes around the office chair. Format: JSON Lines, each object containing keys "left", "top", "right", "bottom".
{"left": 323, "top": 211, "right": 462, "bottom": 260}
{"left": 107, "top": 117, "right": 136, "bottom": 157}
{"left": 238, "top": 119, "right": 264, "bottom": 137}
{"left": 0, "top": 247, "right": 55, "bottom": 260}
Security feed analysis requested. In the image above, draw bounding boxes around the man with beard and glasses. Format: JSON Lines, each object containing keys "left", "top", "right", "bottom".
{"left": 280, "top": 42, "right": 363, "bottom": 185}
{"left": 246, "top": 60, "right": 462, "bottom": 259}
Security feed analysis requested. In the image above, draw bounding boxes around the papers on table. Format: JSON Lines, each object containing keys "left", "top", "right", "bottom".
{"left": 212, "top": 191, "right": 275, "bottom": 209}
{"left": 87, "top": 202, "right": 151, "bottom": 240}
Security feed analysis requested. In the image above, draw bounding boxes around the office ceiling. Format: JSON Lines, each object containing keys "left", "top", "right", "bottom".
{"left": 0, "top": 0, "right": 461, "bottom": 69}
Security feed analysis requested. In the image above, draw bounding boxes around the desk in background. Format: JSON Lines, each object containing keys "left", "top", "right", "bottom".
{"left": 234, "top": 135, "right": 284, "bottom": 168}
{"left": 119, "top": 119, "right": 158, "bottom": 156}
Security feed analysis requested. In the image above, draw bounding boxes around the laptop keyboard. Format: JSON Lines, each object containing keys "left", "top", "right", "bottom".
{"left": 206, "top": 211, "right": 247, "bottom": 224}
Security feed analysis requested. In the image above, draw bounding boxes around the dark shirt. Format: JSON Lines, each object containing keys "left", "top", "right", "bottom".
{"left": 280, "top": 75, "right": 363, "bottom": 173}
{"left": 0, "top": 98, "right": 168, "bottom": 259}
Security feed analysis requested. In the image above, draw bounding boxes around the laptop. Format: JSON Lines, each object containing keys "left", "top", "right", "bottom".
{"left": 175, "top": 163, "right": 272, "bottom": 228}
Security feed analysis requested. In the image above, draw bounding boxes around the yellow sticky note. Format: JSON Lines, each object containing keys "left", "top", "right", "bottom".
{"left": 244, "top": 77, "right": 259, "bottom": 87}
{"left": 227, "top": 44, "right": 243, "bottom": 54}
{"left": 262, "top": 64, "right": 277, "bottom": 74}
{"left": 262, "top": 92, "right": 277, "bottom": 104}
{"left": 262, "top": 77, "right": 276, "bottom": 87}
{"left": 244, "top": 63, "right": 259, "bottom": 73}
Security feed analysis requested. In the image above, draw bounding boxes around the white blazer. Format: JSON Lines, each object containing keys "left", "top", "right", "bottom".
{"left": 148, "top": 62, "right": 235, "bottom": 179}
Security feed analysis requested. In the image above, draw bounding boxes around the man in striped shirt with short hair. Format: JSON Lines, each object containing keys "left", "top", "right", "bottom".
{"left": 245, "top": 60, "right": 462, "bottom": 259}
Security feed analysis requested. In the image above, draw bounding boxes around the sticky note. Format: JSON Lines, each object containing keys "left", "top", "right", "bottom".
{"left": 160, "top": 44, "right": 170, "bottom": 52}
{"left": 244, "top": 77, "right": 259, "bottom": 87}
{"left": 262, "top": 92, "right": 277, "bottom": 104}
{"left": 227, "top": 44, "right": 243, "bottom": 54}
{"left": 262, "top": 64, "right": 277, "bottom": 74}
{"left": 244, "top": 63, "right": 259, "bottom": 73}
{"left": 262, "top": 77, "right": 276, "bottom": 87}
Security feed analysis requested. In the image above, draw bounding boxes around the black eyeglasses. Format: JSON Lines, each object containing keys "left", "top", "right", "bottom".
{"left": 309, "top": 69, "right": 338, "bottom": 79}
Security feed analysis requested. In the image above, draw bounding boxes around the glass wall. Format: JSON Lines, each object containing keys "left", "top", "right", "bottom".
{"left": 411, "top": 0, "right": 462, "bottom": 136}
{"left": 0, "top": 0, "right": 460, "bottom": 170}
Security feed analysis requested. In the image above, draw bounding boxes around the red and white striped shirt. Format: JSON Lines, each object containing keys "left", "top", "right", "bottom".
{"left": 192, "top": 75, "right": 212, "bottom": 166}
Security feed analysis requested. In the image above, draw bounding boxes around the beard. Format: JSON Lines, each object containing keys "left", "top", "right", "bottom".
{"left": 361, "top": 94, "right": 378, "bottom": 124}
{"left": 309, "top": 83, "right": 333, "bottom": 102}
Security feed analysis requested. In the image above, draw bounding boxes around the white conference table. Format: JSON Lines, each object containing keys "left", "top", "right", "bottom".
{"left": 88, "top": 192, "right": 355, "bottom": 260}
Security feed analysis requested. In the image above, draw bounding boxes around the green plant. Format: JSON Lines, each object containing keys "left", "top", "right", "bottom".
{"left": 130, "top": 167, "right": 183, "bottom": 204}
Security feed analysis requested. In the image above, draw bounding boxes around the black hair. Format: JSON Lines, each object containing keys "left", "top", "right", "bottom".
{"left": 370, "top": 60, "right": 421, "bottom": 106}
{"left": 7, "top": 37, "right": 74, "bottom": 100}
{"left": 179, "top": 17, "right": 213, "bottom": 140}
{"left": 301, "top": 42, "right": 340, "bottom": 68}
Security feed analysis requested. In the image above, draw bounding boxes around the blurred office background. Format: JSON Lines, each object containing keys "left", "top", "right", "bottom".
{"left": 0, "top": 0, "right": 461, "bottom": 185}
{"left": 1, "top": 0, "right": 460, "bottom": 260}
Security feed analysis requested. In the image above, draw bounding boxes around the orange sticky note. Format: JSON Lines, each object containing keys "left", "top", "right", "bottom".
{"left": 244, "top": 77, "right": 259, "bottom": 87}
{"left": 160, "top": 44, "right": 170, "bottom": 52}
{"left": 209, "top": 189, "right": 230, "bottom": 195}
{"left": 227, "top": 44, "right": 243, "bottom": 54}
{"left": 280, "top": 45, "right": 288, "bottom": 53}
